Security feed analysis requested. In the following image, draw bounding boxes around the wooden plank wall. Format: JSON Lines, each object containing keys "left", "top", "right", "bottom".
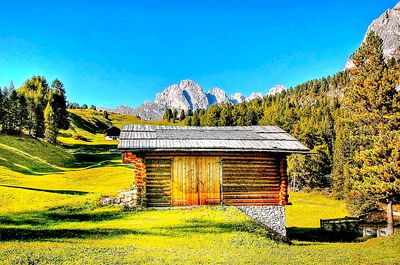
{"left": 139, "top": 152, "right": 285, "bottom": 207}
{"left": 145, "top": 158, "right": 172, "bottom": 207}
{"left": 221, "top": 156, "right": 281, "bottom": 206}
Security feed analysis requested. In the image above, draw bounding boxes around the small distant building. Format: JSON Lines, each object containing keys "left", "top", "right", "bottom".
{"left": 104, "top": 126, "right": 121, "bottom": 140}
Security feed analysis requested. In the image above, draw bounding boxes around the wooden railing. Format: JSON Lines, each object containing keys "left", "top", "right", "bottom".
{"left": 320, "top": 216, "right": 360, "bottom": 233}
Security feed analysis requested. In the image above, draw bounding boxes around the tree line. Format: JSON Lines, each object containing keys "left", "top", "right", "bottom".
{"left": 67, "top": 102, "right": 97, "bottom": 110}
{"left": 174, "top": 32, "right": 399, "bottom": 233}
{"left": 163, "top": 108, "right": 192, "bottom": 123}
{"left": 0, "top": 76, "right": 69, "bottom": 143}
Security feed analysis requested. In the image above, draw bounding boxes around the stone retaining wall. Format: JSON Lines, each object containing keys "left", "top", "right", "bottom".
{"left": 237, "top": 206, "right": 286, "bottom": 238}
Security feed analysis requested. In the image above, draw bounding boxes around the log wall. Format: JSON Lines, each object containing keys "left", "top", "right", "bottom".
{"left": 221, "top": 156, "right": 281, "bottom": 206}
{"left": 123, "top": 152, "right": 288, "bottom": 207}
{"left": 145, "top": 158, "right": 172, "bottom": 207}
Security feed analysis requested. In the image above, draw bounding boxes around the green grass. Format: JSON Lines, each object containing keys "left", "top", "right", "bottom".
{"left": 0, "top": 135, "right": 76, "bottom": 174}
{"left": 287, "top": 192, "right": 348, "bottom": 228}
{"left": 0, "top": 118, "right": 399, "bottom": 264}
{"left": 0, "top": 194, "right": 399, "bottom": 264}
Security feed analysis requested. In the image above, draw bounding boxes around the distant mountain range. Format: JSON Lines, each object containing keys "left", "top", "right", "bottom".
{"left": 98, "top": 81, "right": 287, "bottom": 120}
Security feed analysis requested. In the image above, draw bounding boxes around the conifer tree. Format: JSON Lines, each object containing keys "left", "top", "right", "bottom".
{"left": 185, "top": 116, "right": 192, "bottom": 126}
{"left": 1, "top": 83, "right": 23, "bottom": 134}
{"left": 192, "top": 113, "right": 200, "bottom": 126}
{"left": 204, "top": 105, "right": 220, "bottom": 126}
{"left": 8, "top": 89, "right": 20, "bottom": 134}
{"left": 19, "top": 76, "right": 50, "bottom": 138}
{"left": 339, "top": 31, "right": 400, "bottom": 235}
{"left": 103, "top": 110, "right": 109, "bottom": 119}
{"left": 179, "top": 109, "right": 185, "bottom": 121}
{"left": 163, "top": 108, "right": 172, "bottom": 121}
{"left": 51, "top": 79, "right": 69, "bottom": 131}
{"left": 18, "top": 94, "right": 28, "bottom": 131}
{"left": 218, "top": 104, "right": 233, "bottom": 126}
{"left": 172, "top": 109, "right": 178, "bottom": 123}
{"left": 44, "top": 95, "right": 57, "bottom": 143}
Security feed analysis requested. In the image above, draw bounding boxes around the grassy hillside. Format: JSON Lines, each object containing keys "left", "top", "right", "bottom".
{"left": 0, "top": 135, "right": 76, "bottom": 174}
{"left": 59, "top": 109, "right": 179, "bottom": 146}
{"left": 0, "top": 133, "right": 133, "bottom": 215}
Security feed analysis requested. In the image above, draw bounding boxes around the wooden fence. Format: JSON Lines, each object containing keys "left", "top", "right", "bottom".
{"left": 320, "top": 216, "right": 360, "bottom": 234}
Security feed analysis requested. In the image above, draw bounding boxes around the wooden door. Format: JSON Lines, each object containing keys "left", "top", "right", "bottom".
{"left": 171, "top": 156, "right": 221, "bottom": 206}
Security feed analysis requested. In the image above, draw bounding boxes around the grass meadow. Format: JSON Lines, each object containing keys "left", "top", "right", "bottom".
{"left": 0, "top": 110, "right": 399, "bottom": 264}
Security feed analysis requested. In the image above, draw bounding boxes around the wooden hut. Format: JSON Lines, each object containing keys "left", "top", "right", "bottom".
{"left": 117, "top": 125, "right": 309, "bottom": 208}
{"left": 104, "top": 126, "right": 121, "bottom": 140}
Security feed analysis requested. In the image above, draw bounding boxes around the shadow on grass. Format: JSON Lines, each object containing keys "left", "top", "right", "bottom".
{"left": 0, "top": 207, "right": 124, "bottom": 228}
{"left": 287, "top": 227, "right": 358, "bottom": 243}
{"left": 73, "top": 153, "right": 119, "bottom": 163}
{"left": 0, "top": 227, "right": 147, "bottom": 241}
{"left": 68, "top": 112, "right": 109, "bottom": 135}
{"left": 62, "top": 144, "right": 116, "bottom": 154}
{"left": 0, "top": 218, "right": 261, "bottom": 242}
{"left": 43, "top": 211, "right": 123, "bottom": 223}
{"left": 157, "top": 217, "right": 279, "bottom": 240}
{"left": 0, "top": 185, "right": 91, "bottom": 195}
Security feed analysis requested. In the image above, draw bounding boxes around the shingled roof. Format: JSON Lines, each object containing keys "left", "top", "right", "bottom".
{"left": 117, "top": 125, "right": 309, "bottom": 153}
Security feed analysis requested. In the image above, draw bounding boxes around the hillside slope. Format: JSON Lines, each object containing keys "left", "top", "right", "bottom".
{"left": 59, "top": 109, "right": 179, "bottom": 146}
{"left": 0, "top": 135, "right": 76, "bottom": 174}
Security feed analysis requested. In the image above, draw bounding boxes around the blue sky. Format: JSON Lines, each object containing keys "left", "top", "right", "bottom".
{"left": 0, "top": 0, "right": 397, "bottom": 107}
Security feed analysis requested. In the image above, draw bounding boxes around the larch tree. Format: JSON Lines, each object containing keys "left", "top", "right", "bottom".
{"left": 179, "top": 109, "right": 186, "bottom": 121}
{"left": 1, "top": 83, "right": 23, "bottom": 134}
{"left": 172, "top": 109, "right": 178, "bottom": 123}
{"left": 18, "top": 93, "right": 28, "bottom": 132}
{"left": 163, "top": 108, "right": 172, "bottom": 121}
{"left": 191, "top": 113, "right": 200, "bottom": 126}
{"left": 341, "top": 31, "right": 400, "bottom": 235}
{"left": 103, "top": 110, "right": 109, "bottom": 119}
{"left": 51, "top": 79, "right": 70, "bottom": 132}
{"left": 44, "top": 94, "right": 57, "bottom": 143}
{"left": 18, "top": 76, "right": 50, "bottom": 138}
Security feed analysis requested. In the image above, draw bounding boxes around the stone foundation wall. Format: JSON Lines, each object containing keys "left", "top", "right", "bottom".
{"left": 237, "top": 206, "right": 286, "bottom": 237}
{"left": 100, "top": 188, "right": 137, "bottom": 208}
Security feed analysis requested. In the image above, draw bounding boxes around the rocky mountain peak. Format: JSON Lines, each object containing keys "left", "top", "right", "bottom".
{"left": 346, "top": 2, "right": 400, "bottom": 68}
{"left": 207, "top": 87, "right": 229, "bottom": 105}
{"left": 247, "top": 92, "right": 264, "bottom": 101}
{"left": 230, "top": 92, "right": 246, "bottom": 104}
{"left": 155, "top": 79, "right": 208, "bottom": 111}
{"left": 267, "top": 85, "right": 287, "bottom": 96}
